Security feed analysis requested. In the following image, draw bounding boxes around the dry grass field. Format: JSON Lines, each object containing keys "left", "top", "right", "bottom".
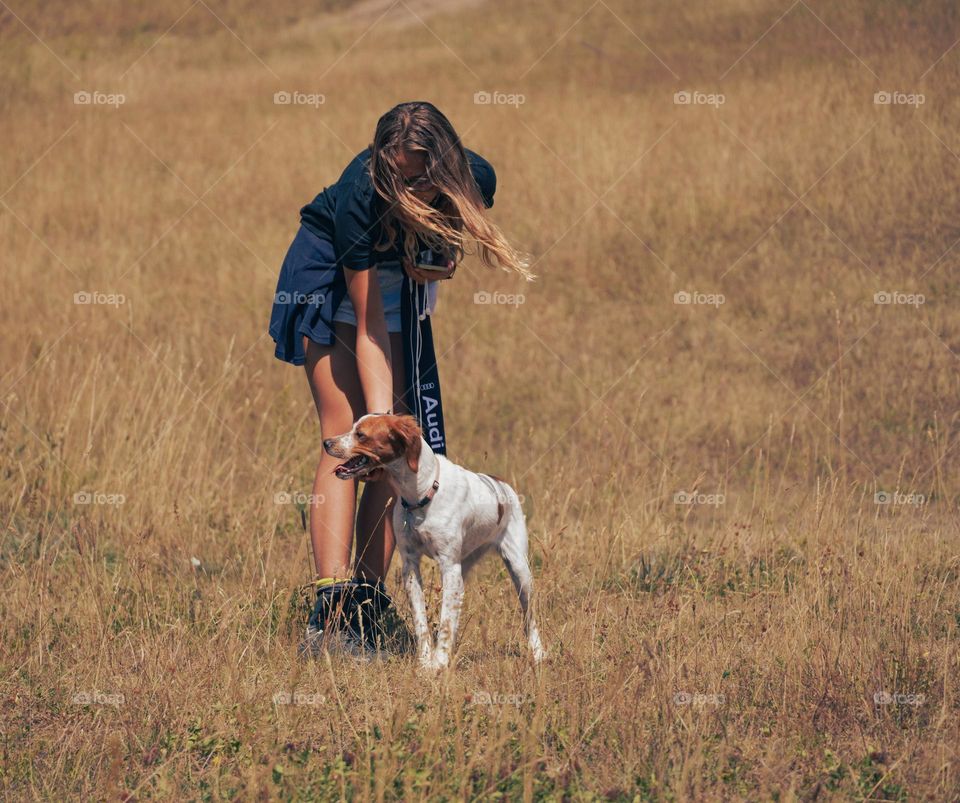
{"left": 2, "top": 0, "right": 960, "bottom": 798}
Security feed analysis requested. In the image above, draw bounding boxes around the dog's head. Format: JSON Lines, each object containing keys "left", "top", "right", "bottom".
{"left": 323, "top": 413, "right": 423, "bottom": 479}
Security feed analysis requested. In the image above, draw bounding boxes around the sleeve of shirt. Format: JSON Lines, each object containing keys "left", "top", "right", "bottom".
{"left": 333, "top": 179, "right": 377, "bottom": 271}
{"left": 467, "top": 149, "right": 497, "bottom": 209}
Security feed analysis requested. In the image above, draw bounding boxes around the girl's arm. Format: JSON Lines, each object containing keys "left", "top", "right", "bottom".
{"left": 344, "top": 266, "right": 394, "bottom": 413}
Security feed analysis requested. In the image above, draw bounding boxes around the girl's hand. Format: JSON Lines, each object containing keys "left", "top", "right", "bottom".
{"left": 403, "top": 258, "right": 456, "bottom": 284}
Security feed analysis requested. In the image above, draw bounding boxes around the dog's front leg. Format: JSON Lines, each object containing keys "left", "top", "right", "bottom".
{"left": 431, "top": 561, "right": 464, "bottom": 670}
{"left": 400, "top": 550, "right": 433, "bottom": 666}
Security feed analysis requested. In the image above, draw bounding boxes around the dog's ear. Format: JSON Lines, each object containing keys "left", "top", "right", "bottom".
{"left": 393, "top": 415, "right": 422, "bottom": 473}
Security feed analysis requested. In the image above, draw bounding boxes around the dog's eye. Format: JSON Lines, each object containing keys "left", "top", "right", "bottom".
{"left": 356, "top": 432, "right": 366, "bottom": 441}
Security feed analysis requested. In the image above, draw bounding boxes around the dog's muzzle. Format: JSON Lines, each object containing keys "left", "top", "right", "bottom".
{"left": 333, "top": 453, "right": 382, "bottom": 479}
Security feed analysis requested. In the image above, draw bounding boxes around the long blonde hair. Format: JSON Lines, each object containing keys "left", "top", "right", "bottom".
{"left": 367, "top": 101, "right": 535, "bottom": 281}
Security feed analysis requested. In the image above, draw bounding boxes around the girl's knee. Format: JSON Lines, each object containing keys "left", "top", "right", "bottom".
{"left": 319, "top": 414, "right": 355, "bottom": 442}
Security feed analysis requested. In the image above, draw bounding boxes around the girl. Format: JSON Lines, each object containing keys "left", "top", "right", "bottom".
{"left": 269, "top": 101, "right": 531, "bottom": 657}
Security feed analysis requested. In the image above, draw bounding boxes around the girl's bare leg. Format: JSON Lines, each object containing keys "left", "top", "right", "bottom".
{"left": 303, "top": 325, "right": 366, "bottom": 577}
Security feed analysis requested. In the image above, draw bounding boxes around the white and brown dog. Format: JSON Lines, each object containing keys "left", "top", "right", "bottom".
{"left": 323, "top": 413, "right": 546, "bottom": 671}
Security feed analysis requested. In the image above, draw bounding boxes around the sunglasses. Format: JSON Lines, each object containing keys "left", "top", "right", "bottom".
{"left": 399, "top": 172, "right": 435, "bottom": 191}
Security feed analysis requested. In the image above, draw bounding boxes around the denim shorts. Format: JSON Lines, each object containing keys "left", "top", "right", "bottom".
{"left": 269, "top": 225, "right": 343, "bottom": 365}
{"left": 332, "top": 263, "right": 404, "bottom": 333}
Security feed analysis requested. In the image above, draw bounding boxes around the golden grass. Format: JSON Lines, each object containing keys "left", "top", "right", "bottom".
{"left": 2, "top": 0, "right": 960, "bottom": 798}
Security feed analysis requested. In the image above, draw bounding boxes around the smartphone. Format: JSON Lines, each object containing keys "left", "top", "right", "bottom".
{"left": 415, "top": 247, "right": 452, "bottom": 272}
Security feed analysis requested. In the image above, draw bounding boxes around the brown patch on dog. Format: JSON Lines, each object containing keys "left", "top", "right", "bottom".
{"left": 483, "top": 473, "right": 508, "bottom": 523}
{"left": 359, "top": 414, "right": 422, "bottom": 473}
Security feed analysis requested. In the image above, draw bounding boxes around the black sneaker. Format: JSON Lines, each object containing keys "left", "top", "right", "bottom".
{"left": 298, "top": 580, "right": 367, "bottom": 659}
{"left": 351, "top": 580, "right": 414, "bottom": 656}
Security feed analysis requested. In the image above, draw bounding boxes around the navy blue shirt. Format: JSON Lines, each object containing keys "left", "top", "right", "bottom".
{"left": 300, "top": 146, "right": 496, "bottom": 272}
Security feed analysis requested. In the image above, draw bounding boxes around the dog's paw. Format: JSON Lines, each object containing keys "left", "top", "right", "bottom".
{"left": 415, "top": 650, "right": 437, "bottom": 674}
{"left": 417, "top": 660, "right": 441, "bottom": 675}
{"left": 419, "top": 655, "right": 450, "bottom": 674}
